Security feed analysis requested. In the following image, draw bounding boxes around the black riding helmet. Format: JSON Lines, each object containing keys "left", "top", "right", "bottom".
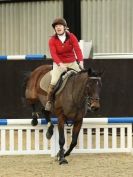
{"left": 52, "top": 18, "right": 68, "bottom": 28}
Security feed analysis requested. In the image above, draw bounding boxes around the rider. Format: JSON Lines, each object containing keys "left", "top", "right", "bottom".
{"left": 45, "top": 17, "right": 84, "bottom": 111}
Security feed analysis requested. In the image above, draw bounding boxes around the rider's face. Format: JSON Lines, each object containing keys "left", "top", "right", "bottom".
{"left": 54, "top": 24, "right": 65, "bottom": 35}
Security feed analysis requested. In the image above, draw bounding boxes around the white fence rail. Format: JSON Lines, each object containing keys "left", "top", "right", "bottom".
{"left": 0, "top": 118, "right": 133, "bottom": 156}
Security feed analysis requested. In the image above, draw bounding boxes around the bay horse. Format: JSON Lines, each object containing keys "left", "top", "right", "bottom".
{"left": 25, "top": 64, "right": 102, "bottom": 164}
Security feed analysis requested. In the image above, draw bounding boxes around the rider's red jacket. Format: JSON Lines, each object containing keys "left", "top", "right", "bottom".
{"left": 49, "top": 32, "right": 83, "bottom": 65}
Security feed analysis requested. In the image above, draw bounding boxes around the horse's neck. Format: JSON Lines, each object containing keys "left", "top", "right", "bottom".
{"left": 55, "top": 72, "right": 88, "bottom": 118}
{"left": 72, "top": 72, "right": 88, "bottom": 103}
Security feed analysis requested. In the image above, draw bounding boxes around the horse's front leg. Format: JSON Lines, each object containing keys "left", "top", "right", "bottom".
{"left": 42, "top": 108, "right": 54, "bottom": 139}
{"left": 64, "top": 120, "right": 83, "bottom": 157}
{"left": 57, "top": 120, "right": 68, "bottom": 165}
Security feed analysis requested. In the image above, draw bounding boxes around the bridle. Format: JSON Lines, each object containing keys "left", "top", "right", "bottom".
{"left": 71, "top": 74, "right": 101, "bottom": 109}
{"left": 87, "top": 76, "right": 101, "bottom": 109}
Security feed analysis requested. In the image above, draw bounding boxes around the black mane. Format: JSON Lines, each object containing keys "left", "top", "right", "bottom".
{"left": 78, "top": 68, "right": 100, "bottom": 77}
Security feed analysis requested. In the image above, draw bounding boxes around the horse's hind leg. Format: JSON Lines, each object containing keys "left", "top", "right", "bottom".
{"left": 42, "top": 108, "right": 54, "bottom": 140}
{"left": 31, "top": 104, "right": 39, "bottom": 126}
{"left": 64, "top": 120, "right": 83, "bottom": 157}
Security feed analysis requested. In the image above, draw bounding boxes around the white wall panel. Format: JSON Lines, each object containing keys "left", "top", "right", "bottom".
{"left": 0, "top": 1, "right": 63, "bottom": 57}
{"left": 81, "top": 0, "right": 133, "bottom": 53}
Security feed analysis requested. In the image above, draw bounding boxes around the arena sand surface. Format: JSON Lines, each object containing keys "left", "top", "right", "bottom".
{"left": 0, "top": 153, "right": 133, "bottom": 177}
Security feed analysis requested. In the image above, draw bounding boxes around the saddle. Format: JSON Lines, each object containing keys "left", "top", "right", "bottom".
{"left": 40, "top": 69, "right": 77, "bottom": 96}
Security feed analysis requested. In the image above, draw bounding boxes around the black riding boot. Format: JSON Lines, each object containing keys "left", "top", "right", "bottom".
{"left": 45, "top": 84, "right": 55, "bottom": 111}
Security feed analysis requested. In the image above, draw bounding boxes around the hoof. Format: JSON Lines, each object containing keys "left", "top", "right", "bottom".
{"left": 46, "top": 124, "right": 54, "bottom": 139}
{"left": 59, "top": 158, "right": 68, "bottom": 165}
{"left": 46, "top": 131, "right": 53, "bottom": 140}
{"left": 31, "top": 119, "right": 38, "bottom": 126}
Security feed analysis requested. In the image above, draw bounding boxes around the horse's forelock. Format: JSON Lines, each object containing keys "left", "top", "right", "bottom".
{"left": 77, "top": 68, "right": 99, "bottom": 77}
{"left": 87, "top": 68, "right": 102, "bottom": 77}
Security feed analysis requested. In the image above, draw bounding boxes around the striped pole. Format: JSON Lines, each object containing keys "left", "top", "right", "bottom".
{"left": 0, "top": 117, "right": 133, "bottom": 125}
{"left": 0, "top": 54, "right": 46, "bottom": 60}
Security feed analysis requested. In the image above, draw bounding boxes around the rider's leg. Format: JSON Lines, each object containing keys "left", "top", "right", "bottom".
{"left": 45, "top": 62, "right": 63, "bottom": 111}
{"left": 66, "top": 61, "right": 81, "bottom": 72}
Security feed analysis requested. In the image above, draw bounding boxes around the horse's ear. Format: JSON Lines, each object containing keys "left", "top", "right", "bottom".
{"left": 98, "top": 68, "right": 105, "bottom": 77}
{"left": 88, "top": 68, "right": 104, "bottom": 77}
{"left": 88, "top": 68, "right": 97, "bottom": 76}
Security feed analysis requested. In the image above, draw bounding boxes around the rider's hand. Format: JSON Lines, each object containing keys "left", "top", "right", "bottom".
{"left": 59, "top": 63, "right": 67, "bottom": 72}
{"left": 79, "top": 61, "right": 84, "bottom": 69}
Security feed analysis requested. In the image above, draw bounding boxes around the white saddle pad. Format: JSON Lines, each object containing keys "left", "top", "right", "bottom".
{"left": 40, "top": 71, "right": 52, "bottom": 93}
{"left": 40, "top": 70, "right": 77, "bottom": 95}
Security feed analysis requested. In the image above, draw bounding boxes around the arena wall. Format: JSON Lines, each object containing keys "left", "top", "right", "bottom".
{"left": 0, "top": 59, "right": 133, "bottom": 118}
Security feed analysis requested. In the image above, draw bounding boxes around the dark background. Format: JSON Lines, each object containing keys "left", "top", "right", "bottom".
{"left": 0, "top": 59, "right": 133, "bottom": 119}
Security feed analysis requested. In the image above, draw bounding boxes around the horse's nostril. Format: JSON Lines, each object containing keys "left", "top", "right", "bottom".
{"left": 91, "top": 106, "right": 99, "bottom": 111}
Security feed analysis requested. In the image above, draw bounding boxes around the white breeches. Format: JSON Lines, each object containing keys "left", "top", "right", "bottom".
{"left": 50, "top": 61, "right": 81, "bottom": 85}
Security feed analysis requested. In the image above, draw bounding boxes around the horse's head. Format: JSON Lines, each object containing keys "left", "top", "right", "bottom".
{"left": 86, "top": 68, "right": 102, "bottom": 112}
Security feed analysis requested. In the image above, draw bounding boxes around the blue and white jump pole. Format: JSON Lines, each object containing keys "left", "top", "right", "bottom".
{"left": 0, "top": 54, "right": 46, "bottom": 60}
{"left": 0, "top": 117, "right": 133, "bottom": 125}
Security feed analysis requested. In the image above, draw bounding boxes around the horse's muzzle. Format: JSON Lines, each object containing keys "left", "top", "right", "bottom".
{"left": 89, "top": 101, "right": 100, "bottom": 112}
